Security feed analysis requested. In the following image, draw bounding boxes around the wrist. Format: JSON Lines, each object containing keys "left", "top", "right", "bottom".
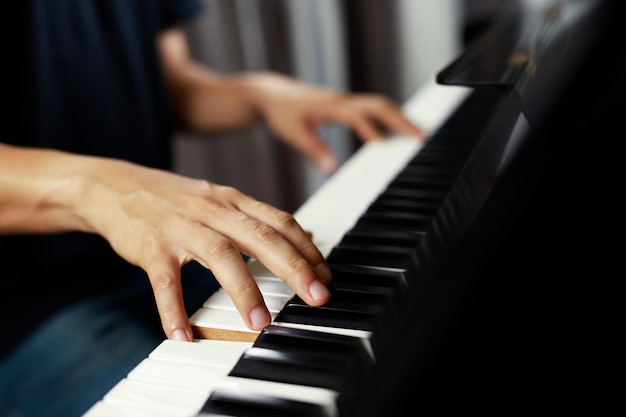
{"left": 0, "top": 146, "right": 98, "bottom": 234}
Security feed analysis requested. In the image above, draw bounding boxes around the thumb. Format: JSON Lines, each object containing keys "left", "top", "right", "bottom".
{"left": 145, "top": 258, "right": 193, "bottom": 342}
{"left": 283, "top": 126, "right": 338, "bottom": 174}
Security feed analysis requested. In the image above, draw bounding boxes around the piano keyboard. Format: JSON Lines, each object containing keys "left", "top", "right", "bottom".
{"left": 189, "top": 78, "right": 473, "bottom": 342}
{"left": 82, "top": 78, "right": 477, "bottom": 417}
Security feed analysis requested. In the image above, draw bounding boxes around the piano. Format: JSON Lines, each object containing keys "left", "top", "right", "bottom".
{"left": 83, "top": 0, "right": 622, "bottom": 415}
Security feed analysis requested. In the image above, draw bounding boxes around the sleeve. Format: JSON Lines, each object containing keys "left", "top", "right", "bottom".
{"left": 158, "top": 0, "right": 205, "bottom": 29}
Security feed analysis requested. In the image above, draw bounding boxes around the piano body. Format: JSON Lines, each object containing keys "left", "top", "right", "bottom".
{"left": 84, "top": 0, "right": 622, "bottom": 415}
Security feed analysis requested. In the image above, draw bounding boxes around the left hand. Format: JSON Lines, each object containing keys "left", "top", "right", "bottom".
{"left": 158, "top": 29, "right": 423, "bottom": 174}
{"left": 248, "top": 72, "right": 424, "bottom": 173}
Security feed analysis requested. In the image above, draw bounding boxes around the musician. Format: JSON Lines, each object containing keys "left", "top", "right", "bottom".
{"left": 0, "top": 0, "right": 421, "bottom": 416}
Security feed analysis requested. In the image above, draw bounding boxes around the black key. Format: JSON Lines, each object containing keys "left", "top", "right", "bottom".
{"left": 407, "top": 149, "right": 466, "bottom": 169}
{"left": 275, "top": 302, "right": 378, "bottom": 333}
{"left": 366, "top": 196, "right": 442, "bottom": 215}
{"left": 328, "top": 284, "right": 402, "bottom": 322}
{"left": 355, "top": 210, "right": 433, "bottom": 232}
{"left": 389, "top": 171, "right": 456, "bottom": 190}
{"left": 253, "top": 325, "right": 373, "bottom": 372}
{"left": 329, "top": 263, "right": 411, "bottom": 293}
{"left": 398, "top": 163, "right": 460, "bottom": 180}
{"left": 419, "top": 142, "right": 474, "bottom": 156}
{"left": 274, "top": 296, "right": 392, "bottom": 357}
{"left": 337, "top": 228, "right": 424, "bottom": 250}
{"left": 326, "top": 243, "right": 416, "bottom": 270}
{"left": 381, "top": 185, "right": 448, "bottom": 202}
{"left": 198, "top": 389, "right": 330, "bottom": 417}
{"left": 229, "top": 346, "right": 352, "bottom": 393}
{"left": 327, "top": 264, "right": 414, "bottom": 312}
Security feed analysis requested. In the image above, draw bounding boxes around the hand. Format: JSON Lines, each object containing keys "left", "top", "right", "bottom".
{"left": 249, "top": 72, "right": 424, "bottom": 173}
{"left": 158, "top": 30, "right": 422, "bottom": 173}
{"left": 75, "top": 158, "right": 332, "bottom": 341}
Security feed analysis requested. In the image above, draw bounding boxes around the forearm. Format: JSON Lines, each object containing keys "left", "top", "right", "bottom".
{"left": 157, "top": 27, "right": 279, "bottom": 135}
{"left": 164, "top": 63, "right": 266, "bottom": 134}
{"left": 0, "top": 143, "right": 88, "bottom": 234}
{"left": 0, "top": 143, "right": 136, "bottom": 236}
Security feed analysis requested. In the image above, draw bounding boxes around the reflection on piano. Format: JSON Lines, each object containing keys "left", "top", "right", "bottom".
{"left": 84, "top": 0, "right": 623, "bottom": 415}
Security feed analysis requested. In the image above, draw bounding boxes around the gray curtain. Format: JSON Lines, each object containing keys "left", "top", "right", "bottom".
{"left": 173, "top": 0, "right": 464, "bottom": 213}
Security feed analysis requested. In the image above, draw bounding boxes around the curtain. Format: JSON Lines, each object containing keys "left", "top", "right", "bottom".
{"left": 173, "top": 0, "right": 464, "bottom": 213}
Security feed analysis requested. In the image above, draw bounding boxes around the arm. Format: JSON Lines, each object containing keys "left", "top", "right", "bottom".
{"left": 0, "top": 142, "right": 331, "bottom": 341}
{"left": 157, "top": 27, "right": 424, "bottom": 173}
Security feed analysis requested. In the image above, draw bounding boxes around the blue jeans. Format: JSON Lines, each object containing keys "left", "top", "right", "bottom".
{"left": 0, "top": 262, "right": 220, "bottom": 417}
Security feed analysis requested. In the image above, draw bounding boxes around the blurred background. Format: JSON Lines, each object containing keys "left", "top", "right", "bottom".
{"left": 173, "top": 0, "right": 506, "bottom": 213}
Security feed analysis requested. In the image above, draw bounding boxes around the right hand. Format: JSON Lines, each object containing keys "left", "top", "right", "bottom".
{"left": 71, "top": 157, "right": 332, "bottom": 341}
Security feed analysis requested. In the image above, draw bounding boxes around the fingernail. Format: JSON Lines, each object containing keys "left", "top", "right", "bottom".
{"left": 171, "top": 329, "right": 189, "bottom": 342}
{"left": 314, "top": 263, "right": 332, "bottom": 284}
{"left": 319, "top": 155, "right": 337, "bottom": 174}
{"left": 309, "top": 279, "right": 330, "bottom": 302}
{"left": 249, "top": 306, "right": 271, "bottom": 330}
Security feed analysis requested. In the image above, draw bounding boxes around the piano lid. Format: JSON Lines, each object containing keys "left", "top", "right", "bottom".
{"left": 436, "top": 0, "right": 614, "bottom": 91}
{"left": 435, "top": 0, "right": 619, "bottom": 174}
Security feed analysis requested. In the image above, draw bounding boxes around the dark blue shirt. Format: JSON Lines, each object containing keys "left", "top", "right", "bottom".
{"left": 0, "top": 0, "right": 203, "bottom": 358}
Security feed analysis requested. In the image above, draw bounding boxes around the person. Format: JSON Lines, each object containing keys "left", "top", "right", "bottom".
{"left": 0, "top": 1, "right": 422, "bottom": 416}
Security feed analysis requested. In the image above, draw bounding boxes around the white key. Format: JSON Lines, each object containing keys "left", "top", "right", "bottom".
{"left": 129, "top": 356, "right": 338, "bottom": 416}
{"left": 148, "top": 339, "right": 250, "bottom": 367}
{"left": 191, "top": 275, "right": 294, "bottom": 336}
{"left": 103, "top": 378, "right": 206, "bottom": 417}
{"left": 83, "top": 401, "right": 177, "bottom": 417}
{"left": 190, "top": 307, "right": 275, "bottom": 336}
{"left": 203, "top": 289, "right": 291, "bottom": 313}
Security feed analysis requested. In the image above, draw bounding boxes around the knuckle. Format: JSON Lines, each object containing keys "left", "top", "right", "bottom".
{"left": 286, "top": 257, "right": 312, "bottom": 275}
{"left": 273, "top": 210, "right": 298, "bottom": 230}
{"left": 342, "top": 111, "right": 361, "bottom": 125}
{"left": 197, "top": 181, "right": 240, "bottom": 202}
{"left": 217, "top": 184, "right": 241, "bottom": 199}
{"left": 229, "top": 279, "right": 259, "bottom": 298}
{"left": 207, "top": 238, "right": 238, "bottom": 261}
{"left": 365, "top": 92, "right": 389, "bottom": 105}
{"left": 252, "top": 222, "right": 281, "bottom": 244}
{"left": 194, "top": 179, "right": 215, "bottom": 193}
{"left": 150, "top": 271, "right": 177, "bottom": 293}
{"left": 247, "top": 199, "right": 267, "bottom": 211}
{"left": 300, "top": 239, "right": 321, "bottom": 259}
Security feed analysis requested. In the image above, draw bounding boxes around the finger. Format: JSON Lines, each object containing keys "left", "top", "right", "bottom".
{"left": 366, "top": 106, "right": 424, "bottom": 138}
{"left": 280, "top": 123, "right": 338, "bottom": 174}
{"left": 345, "top": 115, "right": 389, "bottom": 142}
{"left": 198, "top": 191, "right": 332, "bottom": 306}
{"left": 199, "top": 236, "right": 272, "bottom": 331}
{"left": 144, "top": 255, "right": 193, "bottom": 341}
{"left": 230, "top": 217, "right": 331, "bottom": 306}
{"left": 234, "top": 195, "right": 331, "bottom": 283}
{"left": 314, "top": 103, "right": 388, "bottom": 142}
{"left": 176, "top": 218, "right": 273, "bottom": 331}
{"left": 322, "top": 96, "right": 424, "bottom": 141}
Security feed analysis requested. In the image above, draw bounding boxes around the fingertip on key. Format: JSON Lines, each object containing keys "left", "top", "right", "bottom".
{"left": 249, "top": 305, "right": 271, "bottom": 330}
{"left": 171, "top": 328, "right": 191, "bottom": 342}
{"left": 309, "top": 279, "right": 330, "bottom": 303}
